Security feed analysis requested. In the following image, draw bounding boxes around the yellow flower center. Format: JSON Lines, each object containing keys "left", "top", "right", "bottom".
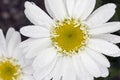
{"left": 50, "top": 18, "right": 89, "bottom": 56}
{"left": 0, "top": 57, "right": 23, "bottom": 80}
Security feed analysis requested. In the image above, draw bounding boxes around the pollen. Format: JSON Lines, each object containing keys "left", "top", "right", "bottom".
{"left": 50, "top": 18, "right": 89, "bottom": 56}
{"left": 0, "top": 57, "right": 23, "bottom": 80}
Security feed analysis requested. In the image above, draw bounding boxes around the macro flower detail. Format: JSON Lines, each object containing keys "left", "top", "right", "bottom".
{"left": 50, "top": 18, "right": 89, "bottom": 55}
{"left": 20, "top": 0, "right": 120, "bottom": 80}
{"left": 0, "top": 28, "right": 34, "bottom": 80}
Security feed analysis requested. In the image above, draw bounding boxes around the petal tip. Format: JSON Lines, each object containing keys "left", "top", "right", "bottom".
{"left": 24, "top": 1, "right": 32, "bottom": 8}
{"left": 8, "top": 27, "right": 15, "bottom": 31}
{"left": 0, "top": 29, "right": 3, "bottom": 34}
{"left": 0, "top": 29, "right": 2, "bottom": 32}
{"left": 20, "top": 28, "right": 23, "bottom": 34}
{"left": 20, "top": 27, "right": 25, "bottom": 36}
{"left": 107, "top": 3, "right": 116, "bottom": 9}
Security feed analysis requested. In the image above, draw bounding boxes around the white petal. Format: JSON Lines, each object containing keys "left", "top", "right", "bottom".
{"left": 94, "top": 34, "right": 120, "bottom": 44}
{"left": 6, "top": 28, "right": 15, "bottom": 43}
{"left": 62, "top": 58, "right": 76, "bottom": 80}
{"left": 86, "top": 48, "right": 110, "bottom": 67}
{"left": 25, "top": 38, "right": 51, "bottom": 59}
{"left": 24, "top": 1, "right": 53, "bottom": 27}
{"left": 73, "top": 55, "right": 94, "bottom": 80}
{"left": 97, "top": 64, "right": 109, "bottom": 77}
{"left": 87, "top": 3, "right": 116, "bottom": 27}
{"left": 89, "top": 22, "right": 120, "bottom": 35}
{"left": 20, "top": 26, "right": 50, "bottom": 38}
{"left": 33, "top": 59, "right": 57, "bottom": 80}
{"left": 23, "top": 75, "right": 34, "bottom": 80}
{"left": 45, "top": 0, "right": 67, "bottom": 20}
{"left": 24, "top": 58, "right": 34, "bottom": 67}
{"left": 7, "top": 32, "right": 21, "bottom": 56}
{"left": 0, "top": 29, "right": 7, "bottom": 56}
{"left": 0, "top": 50, "right": 2, "bottom": 56}
{"left": 88, "top": 39, "right": 120, "bottom": 57}
{"left": 80, "top": 51, "right": 101, "bottom": 77}
{"left": 80, "top": 0, "right": 96, "bottom": 20}
{"left": 105, "top": 51, "right": 120, "bottom": 57}
{"left": 43, "top": 58, "right": 63, "bottom": 80}
{"left": 18, "top": 38, "right": 36, "bottom": 58}
{"left": 73, "top": 0, "right": 88, "bottom": 19}
{"left": 43, "top": 76, "right": 52, "bottom": 80}
{"left": 50, "top": 58, "right": 63, "bottom": 80}
{"left": 101, "top": 67, "right": 109, "bottom": 77}
{"left": 73, "top": 0, "right": 95, "bottom": 20}
{"left": 19, "top": 38, "right": 36, "bottom": 48}
{"left": 72, "top": 55, "right": 84, "bottom": 79}
{"left": 32, "top": 47, "right": 57, "bottom": 70}
{"left": 44, "top": 0, "right": 54, "bottom": 18}
{"left": 65, "top": 0, "right": 75, "bottom": 17}
{"left": 13, "top": 48, "right": 25, "bottom": 68}
{"left": 23, "top": 66, "right": 34, "bottom": 75}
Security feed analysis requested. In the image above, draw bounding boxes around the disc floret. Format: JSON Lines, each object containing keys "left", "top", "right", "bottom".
{"left": 50, "top": 18, "right": 89, "bottom": 56}
{"left": 0, "top": 56, "right": 23, "bottom": 80}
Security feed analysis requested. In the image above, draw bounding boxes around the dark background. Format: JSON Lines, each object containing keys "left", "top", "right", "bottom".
{"left": 0, "top": 0, "right": 120, "bottom": 80}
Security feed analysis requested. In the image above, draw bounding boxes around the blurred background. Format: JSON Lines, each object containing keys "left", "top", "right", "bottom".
{"left": 0, "top": 0, "right": 120, "bottom": 80}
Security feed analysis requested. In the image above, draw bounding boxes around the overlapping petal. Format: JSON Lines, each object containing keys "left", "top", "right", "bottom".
{"left": 87, "top": 3, "right": 116, "bottom": 28}
{"left": 94, "top": 34, "right": 120, "bottom": 44}
{"left": 20, "top": 26, "right": 50, "bottom": 38}
{"left": 45, "top": 0, "right": 67, "bottom": 20}
{"left": 25, "top": 1, "right": 53, "bottom": 27}
{"left": 88, "top": 39, "right": 120, "bottom": 57}
{"left": 89, "top": 22, "right": 120, "bottom": 35}
{"left": 73, "top": 0, "right": 96, "bottom": 20}
{"left": 32, "top": 47, "right": 57, "bottom": 70}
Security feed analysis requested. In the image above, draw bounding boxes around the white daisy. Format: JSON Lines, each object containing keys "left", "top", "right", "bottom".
{"left": 0, "top": 28, "right": 34, "bottom": 80}
{"left": 20, "top": 0, "right": 120, "bottom": 80}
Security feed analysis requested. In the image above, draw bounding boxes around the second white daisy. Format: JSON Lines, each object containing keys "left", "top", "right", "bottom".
{"left": 0, "top": 28, "right": 34, "bottom": 80}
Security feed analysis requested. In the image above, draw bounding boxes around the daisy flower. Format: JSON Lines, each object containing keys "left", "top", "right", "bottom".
{"left": 20, "top": 0, "right": 120, "bottom": 80}
{"left": 0, "top": 28, "right": 34, "bottom": 80}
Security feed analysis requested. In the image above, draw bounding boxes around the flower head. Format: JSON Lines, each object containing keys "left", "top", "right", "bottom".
{"left": 20, "top": 0, "right": 120, "bottom": 80}
{"left": 0, "top": 28, "right": 34, "bottom": 80}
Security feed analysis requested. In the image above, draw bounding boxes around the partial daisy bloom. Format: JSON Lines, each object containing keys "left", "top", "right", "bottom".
{"left": 20, "top": 0, "right": 120, "bottom": 80}
{"left": 0, "top": 28, "right": 34, "bottom": 80}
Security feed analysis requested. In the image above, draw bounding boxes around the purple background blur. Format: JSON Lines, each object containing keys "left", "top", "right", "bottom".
{"left": 0, "top": 0, "right": 46, "bottom": 32}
